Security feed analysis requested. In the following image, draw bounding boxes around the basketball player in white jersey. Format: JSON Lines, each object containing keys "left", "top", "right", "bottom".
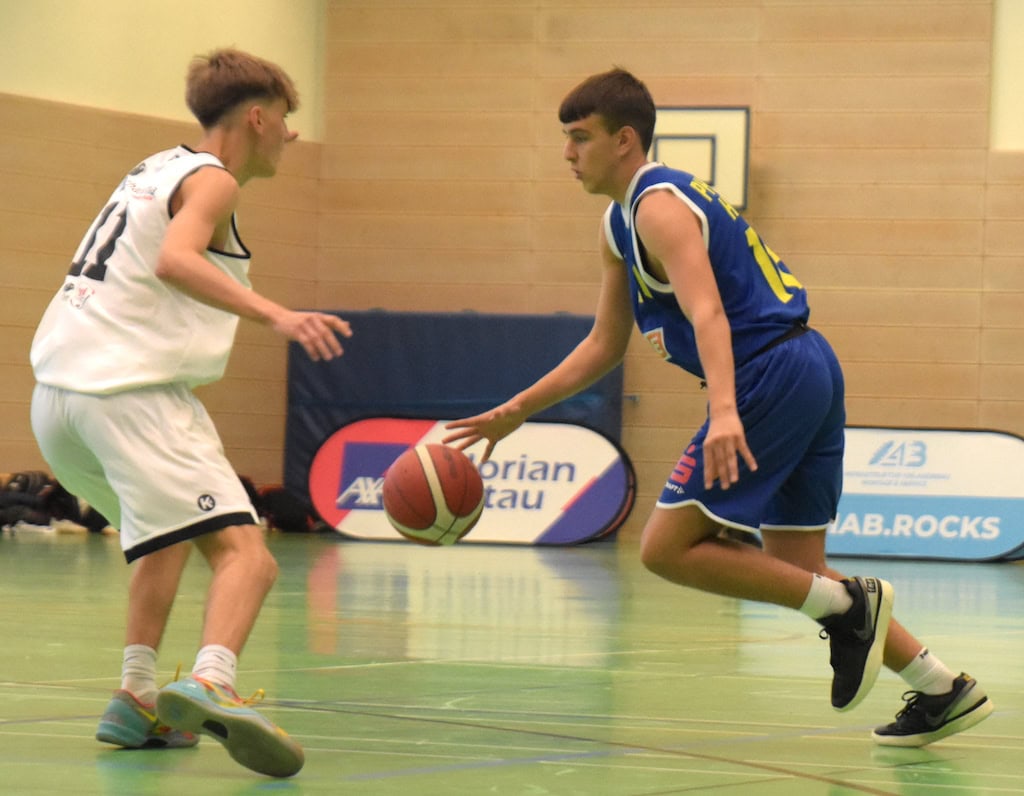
{"left": 30, "top": 49, "right": 350, "bottom": 777}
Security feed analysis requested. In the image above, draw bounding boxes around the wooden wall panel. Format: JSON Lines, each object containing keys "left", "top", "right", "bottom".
{"left": 847, "top": 397, "right": 980, "bottom": 428}
{"left": 980, "top": 402, "right": 1024, "bottom": 432}
{"left": 758, "top": 77, "right": 989, "bottom": 113}
{"left": 0, "top": 94, "right": 317, "bottom": 487}
{"left": 3, "top": 2, "right": 1020, "bottom": 541}
{"left": 756, "top": 184, "right": 986, "bottom": 222}
{"left": 757, "top": 112, "right": 989, "bottom": 149}
{"left": 759, "top": 41, "right": 990, "bottom": 77}
{"left": 807, "top": 289, "right": 981, "bottom": 328}
{"left": 793, "top": 255, "right": 983, "bottom": 291}
{"left": 318, "top": 0, "right": 1016, "bottom": 540}
{"left": 828, "top": 326, "right": 980, "bottom": 366}
{"left": 759, "top": 3, "right": 991, "bottom": 41}
{"left": 753, "top": 148, "right": 988, "bottom": 184}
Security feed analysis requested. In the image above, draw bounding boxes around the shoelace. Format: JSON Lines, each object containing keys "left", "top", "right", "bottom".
{"left": 817, "top": 627, "right": 850, "bottom": 668}
{"left": 140, "top": 665, "right": 196, "bottom": 737}
{"left": 893, "top": 690, "right": 926, "bottom": 720}
{"left": 191, "top": 673, "right": 266, "bottom": 706}
{"left": 241, "top": 687, "right": 266, "bottom": 706}
{"left": 163, "top": 664, "right": 269, "bottom": 707}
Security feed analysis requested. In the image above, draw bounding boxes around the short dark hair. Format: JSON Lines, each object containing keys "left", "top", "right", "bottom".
{"left": 558, "top": 68, "right": 656, "bottom": 152}
{"left": 185, "top": 48, "right": 299, "bottom": 129}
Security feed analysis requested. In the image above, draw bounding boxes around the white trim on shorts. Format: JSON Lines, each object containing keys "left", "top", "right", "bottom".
{"left": 654, "top": 498, "right": 832, "bottom": 534}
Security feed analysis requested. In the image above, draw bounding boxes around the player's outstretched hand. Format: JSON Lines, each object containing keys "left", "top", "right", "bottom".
{"left": 275, "top": 311, "right": 352, "bottom": 361}
{"left": 443, "top": 403, "right": 525, "bottom": 463}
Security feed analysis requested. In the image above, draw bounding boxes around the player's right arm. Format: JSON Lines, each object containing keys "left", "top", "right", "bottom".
{"left": 156, "top": 166, "right": 352, "bottom": 361}
{"left": 444, "top": 224, "right": 633, "bottom": 461}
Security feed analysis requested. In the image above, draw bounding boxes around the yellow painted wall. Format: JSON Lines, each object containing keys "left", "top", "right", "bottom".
{"left": 0, "top": 0, "right": 326, "bottom": 140}
{"left": 992, "top": 0, "right": 1024, "bottom": 149}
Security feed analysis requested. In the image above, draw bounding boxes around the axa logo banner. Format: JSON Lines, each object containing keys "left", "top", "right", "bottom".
{"left": 308, "top": 417, "right": 636, "bottom": 545}
{"left": 830, "top": 427, "right": 1024, "bottom": 561}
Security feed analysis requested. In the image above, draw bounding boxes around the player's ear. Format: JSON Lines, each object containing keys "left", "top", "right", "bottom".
{"left": 617, "top": 125, "right": 638, "bottom": 154}
{"left": 246, "top": 103, "right": 264, "bottom": 131}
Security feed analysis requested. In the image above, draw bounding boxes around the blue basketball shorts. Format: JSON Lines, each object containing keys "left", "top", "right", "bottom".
{"left": 657, "top": 329, "right": 845, "bottom": 533}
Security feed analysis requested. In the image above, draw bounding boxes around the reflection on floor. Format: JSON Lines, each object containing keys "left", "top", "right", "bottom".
{"left": 0, "top": 530, "right": 1020, "bottom": 795}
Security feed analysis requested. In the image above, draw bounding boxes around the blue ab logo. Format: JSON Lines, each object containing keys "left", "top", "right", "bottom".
{"left": 868, "top": 440, "right": 927, "bottom": 468}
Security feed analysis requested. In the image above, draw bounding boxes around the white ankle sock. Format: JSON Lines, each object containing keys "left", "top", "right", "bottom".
{"left": 121, "top": 644, "right": 158, "bottom": 704}
{"left": 799, "top": 574, "right": 854, "bottom": 620}
{"left": 898, "top": 648, "right": 957, "bottom": 695}
{"left": 192, "top": 644, "right": 238, "bottom": 689}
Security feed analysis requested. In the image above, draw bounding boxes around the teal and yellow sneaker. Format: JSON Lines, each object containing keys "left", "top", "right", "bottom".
{"left": 155, "top": 676, "right": 303, "bottom": 777}
{"left": 96, "top": 690, "right": 199, "bottom": 749}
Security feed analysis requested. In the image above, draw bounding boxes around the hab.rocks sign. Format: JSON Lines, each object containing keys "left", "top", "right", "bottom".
{"left": 830, "top": 427, "right": 1024, "bottom": 561}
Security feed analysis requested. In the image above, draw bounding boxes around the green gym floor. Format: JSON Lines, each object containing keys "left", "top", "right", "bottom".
{"left": 0, "top": 529, "right": 1020, "bottom": 795}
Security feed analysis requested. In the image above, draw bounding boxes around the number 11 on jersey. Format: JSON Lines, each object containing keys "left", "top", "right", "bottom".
{"left": 68, "top": 201, "right": 129, "bottom": 282}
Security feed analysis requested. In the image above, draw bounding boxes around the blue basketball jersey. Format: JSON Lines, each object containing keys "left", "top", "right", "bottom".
{"left": 604, "top": 163, "right": 809, "bottom": 379}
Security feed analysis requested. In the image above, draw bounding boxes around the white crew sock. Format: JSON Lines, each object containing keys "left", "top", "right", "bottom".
{"left": 898, "top": 647, "right": 957, "bottom": 695}
{"left": 799, "top": 574, "right": 854, "bottom": 620}
{"left": 192, "top": 644, "right": 238, "bottom": 690}
{"left": 120, "top": 644, "right": 158, "bottom": 704}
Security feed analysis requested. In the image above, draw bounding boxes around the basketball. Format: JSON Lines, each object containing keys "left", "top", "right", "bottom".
{"left": 382, "top": 444, "right": 484, "bottom": 545}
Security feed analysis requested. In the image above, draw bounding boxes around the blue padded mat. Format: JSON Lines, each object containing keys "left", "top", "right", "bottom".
{"left": 284, "top": 310, "right": 623, "bottom": 501}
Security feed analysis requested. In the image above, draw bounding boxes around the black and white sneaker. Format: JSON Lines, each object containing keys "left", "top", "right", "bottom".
{"left": 872, "top": 673, "right": 993, "bottom": 747}
{"left": 819, "top": 576, "right": 894, "bottom": 712}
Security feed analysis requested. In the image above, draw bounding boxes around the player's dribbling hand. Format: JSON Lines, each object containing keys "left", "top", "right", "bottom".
{"left": 443, "top": 403, "right": 525, "bottom": 463}
{"left": 275, "top": 311, "right": 352, "bottom": 361}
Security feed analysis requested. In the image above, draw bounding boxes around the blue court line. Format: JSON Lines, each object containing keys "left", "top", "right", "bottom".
{"left": 286, "top": 701, "right": 900, "bottom": 794}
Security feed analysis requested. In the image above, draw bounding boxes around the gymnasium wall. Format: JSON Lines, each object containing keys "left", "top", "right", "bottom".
{"left": 0, "top": 0, "right": 327, "bottom": 140}
{"left": 0, "top": 98, "right": 321, "bottom": 486}
{"left": 2, "top": 1, "right": 1022, "bottom": 536}
{"left": 0, "top": 0, "right": 325, "bottom": 487}
{"left": 320, "top": 1, "right": 1022, "bottom": 529}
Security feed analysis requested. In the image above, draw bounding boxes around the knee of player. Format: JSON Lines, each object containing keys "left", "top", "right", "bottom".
{"left": 639, "top": 528, "right": 675, "bottom": 576}
{"left": 639, "top": 546, "right": 662, "bottom": 577}
{"left": 236, "top": 539, "right": 279, "bottom": 587}
{"left": 256, "top": 546, "right": 280, "bottom": 586}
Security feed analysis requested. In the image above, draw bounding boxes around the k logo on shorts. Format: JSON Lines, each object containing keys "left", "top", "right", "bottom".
{"left": 197, "top": 494, "right": 216, "bottom": 511}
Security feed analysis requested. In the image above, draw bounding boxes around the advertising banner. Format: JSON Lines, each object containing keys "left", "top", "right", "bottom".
{"left": 830, "top": 427, "right": 1024, "bottom": 561}
{"left": 309, "top": 417, "right": 635, "bottom": 546}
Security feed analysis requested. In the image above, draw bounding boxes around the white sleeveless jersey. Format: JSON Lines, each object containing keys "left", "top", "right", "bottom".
{"left": 31, "top": 146, "right": 252, "bottom": 394}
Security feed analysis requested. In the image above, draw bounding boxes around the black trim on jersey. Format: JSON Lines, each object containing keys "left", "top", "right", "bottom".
{"left": 225, "top": 212, "right": 252, "bottom": 259}
{"left": 122, "top": 511, "right": 258, "bottom": 563}
{"left": 167, "top": 146, "right": 251, "bottom": 260}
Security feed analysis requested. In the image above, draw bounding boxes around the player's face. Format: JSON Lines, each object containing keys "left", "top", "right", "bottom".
{"left": 562, "top": 114, "right": 620, "bottom": 197}
{"left": 252, "top": 98, "right": 299, "bottom": 177}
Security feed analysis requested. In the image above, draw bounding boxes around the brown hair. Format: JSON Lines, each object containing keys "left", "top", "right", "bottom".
{"left": 185, "top": 48, "right": 299, "bottom": 129}
{"left": 558, "top": 68, "right": 656, "bottom": 152}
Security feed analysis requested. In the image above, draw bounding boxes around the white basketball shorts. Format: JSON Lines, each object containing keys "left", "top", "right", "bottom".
{"left": 31, "top": 382, "right": 258, "bottom": 561}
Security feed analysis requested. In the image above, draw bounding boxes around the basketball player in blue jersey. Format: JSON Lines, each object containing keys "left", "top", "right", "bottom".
{"left": 30, "top": 49, "right": 351, "bottom": 777}
{"left": 445, "top": 68, "right": 991, "bottom": 747}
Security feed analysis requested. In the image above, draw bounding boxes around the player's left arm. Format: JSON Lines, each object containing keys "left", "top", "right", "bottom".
{"left": 634, "top": 190, "right": 757, "bottom": 489}
{"left": 157, "top": 167, "right": 351, "bottom": 361}
{"left": 444, "top": 224, "right": 634, "bottom": 461}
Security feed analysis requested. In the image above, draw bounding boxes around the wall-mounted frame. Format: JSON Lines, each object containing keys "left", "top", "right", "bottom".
{"left": 651, "top": 107, "right": 750, "bottom": 210}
